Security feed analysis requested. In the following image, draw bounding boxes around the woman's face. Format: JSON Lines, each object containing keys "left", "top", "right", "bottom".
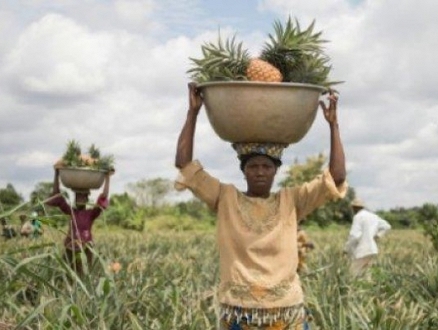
{"left": 243, "top": 155, "right": 277, "bottom": 197}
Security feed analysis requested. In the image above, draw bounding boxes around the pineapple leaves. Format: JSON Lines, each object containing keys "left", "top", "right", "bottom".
{"left": 188, "top": 16, "right": 342, "bottom": 87}
{"left": 259, "top": 16, "right": 337, "bottom": 86}
{"left": 187, "top": 34, "right": 250, "bottom": 83}
{"left": 61, "top": 140, "right": 115, "bottom": 172}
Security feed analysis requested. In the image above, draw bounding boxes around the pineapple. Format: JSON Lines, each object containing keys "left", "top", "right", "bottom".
{"left": 61, "top": 140, "right": 82, "bottom": 167}
{"left": 188, "top": 35, "right": 282, "bottom": 83}
{"left": 246, "top": 58, "right": 282, "bottom": 82}
{"left": 188, "top": 16, "right": 341, "bottom": 87}
{"left": 60, "top": 140, "right": 114, "bottom": 172}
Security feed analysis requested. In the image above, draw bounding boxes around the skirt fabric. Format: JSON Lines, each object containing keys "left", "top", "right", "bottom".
{"left": 219, "top": 304, "right": 311, "bottom": 330}
{"left": 220, "top": 318, "right": 306, "bottom": 330}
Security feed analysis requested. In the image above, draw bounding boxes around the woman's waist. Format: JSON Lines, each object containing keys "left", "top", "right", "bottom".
{"left": 218, "top": 271, "right": 303, "bottom": 310}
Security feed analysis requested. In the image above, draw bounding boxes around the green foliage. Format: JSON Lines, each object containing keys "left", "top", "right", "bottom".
{"left": 63, "top": 140, "right": 81, "bottom": 162}
{"left": 104, "top": 193, "right": 145, "bottom": 231}
{"left": 145, "top": 215, "right": 214, "bottom": 232}
{"left": 377, "top": 207, "right": 419, "bottom": 229}
{"left": 260, "top": 17, "right": 341, "bottom": 87}
{"left": 26, "top": 182, "right": 70, "bottom": 228}
{"left": 417, "top": 203, "right": 438, "bottom": 251}
{"left": 88, "top": 144, "right": 100, "bottom": 159}
{"left": 126, "top": 178, "right": 173, "bottom": 208}
{"left": 175, "top": 198, "right": 216, "bottom": 225}
{"left": 0, "top": 183, "right": 24, "bottom": 210}
{"left": 187, "top": 34, "right": 249, "bottom": 83}
{"left": 121, "top": 209, "right": 146, "bottom": 232}
{"left": 0, "top": 229, "right": 436, "bottom": 329}
{"left": 61, "top": 140, "right": 115, "bottom": 172}
{"left": 29, "top": 181, "right": 53, "bottom": 206}
{"left": 188, "top": 16, "right": 341, "bottom": 87}
{"left": 279, "top": 153, "right": 326, "bottom": 187}
{"left": 302, "top": 229, "right": 435, "bottom": 329}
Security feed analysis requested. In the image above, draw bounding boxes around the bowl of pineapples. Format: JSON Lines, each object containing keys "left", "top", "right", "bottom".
{"left": 188, "top": 17, "right": 341, "bottom": 144}
{"left": 59, "top": 168, "right": 107, "bottom": 191}
{"left": 56, "top": 140, "right": 115, "bottom": 191}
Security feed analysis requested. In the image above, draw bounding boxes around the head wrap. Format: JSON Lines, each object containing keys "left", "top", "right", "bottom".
{"left": 232, "top": 142, "right": 288, "bottom": 171}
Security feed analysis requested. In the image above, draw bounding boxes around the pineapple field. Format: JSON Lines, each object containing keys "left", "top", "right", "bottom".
{"left": 1, "top": 225, "right": 437, "bottom": 329}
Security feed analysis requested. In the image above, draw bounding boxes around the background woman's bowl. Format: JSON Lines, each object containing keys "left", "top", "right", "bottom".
{"left": 59, "top": 168, "right": 106, "bottom": 191}
{"left": 198, "top": 81, "right": 325, "bottom": 144}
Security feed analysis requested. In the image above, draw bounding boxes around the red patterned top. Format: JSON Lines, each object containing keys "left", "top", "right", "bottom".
{"left": 47, "top": 194, "right": 108, "bottom": 250}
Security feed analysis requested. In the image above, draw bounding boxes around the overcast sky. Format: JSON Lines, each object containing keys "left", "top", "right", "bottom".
{"left": 0, "top": 0, "right": 437, "bottom": 210}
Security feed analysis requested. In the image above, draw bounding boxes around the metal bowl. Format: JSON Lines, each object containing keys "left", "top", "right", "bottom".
{"left": 59, "top": 168, "right": 106, "bottom": 191}
{"left": 198, "top": 81, "right": 325, "bottom": 144}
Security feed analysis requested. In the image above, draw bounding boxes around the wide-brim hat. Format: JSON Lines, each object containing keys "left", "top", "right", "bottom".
{"left": 351, "top": 198, "right": 365, "bottom": 208}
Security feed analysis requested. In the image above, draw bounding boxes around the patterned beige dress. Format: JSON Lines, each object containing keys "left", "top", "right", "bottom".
{"left": 176, "top": 160, "right": 347, "bottom": 329}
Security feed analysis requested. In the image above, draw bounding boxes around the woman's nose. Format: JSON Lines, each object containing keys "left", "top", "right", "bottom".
{"left": 256, "top": 166, "right": 265, "bottom": 175}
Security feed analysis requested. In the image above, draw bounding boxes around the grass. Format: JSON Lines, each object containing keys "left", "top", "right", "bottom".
{"left": 0, "top": 226, "right": 436, "bottom": 329}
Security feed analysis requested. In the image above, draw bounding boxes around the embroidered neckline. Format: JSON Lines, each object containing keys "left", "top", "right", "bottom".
{"left": 236, "top": 191, "right": 280, "bottom": 234}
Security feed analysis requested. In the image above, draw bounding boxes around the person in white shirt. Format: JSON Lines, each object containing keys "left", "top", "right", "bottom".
{"left": 344, "top": 198, "right": 391, "bottom": 277}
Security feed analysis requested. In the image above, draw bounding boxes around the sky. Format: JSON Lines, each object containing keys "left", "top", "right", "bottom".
{"left": 0, "top": 0, "right": 437, "bottom": 211}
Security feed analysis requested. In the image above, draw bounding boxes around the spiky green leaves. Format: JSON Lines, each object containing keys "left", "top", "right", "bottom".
{"left": 260, "top": 17, "right": 341, "bottom": 87}
{"left": 61, "top": 140, "right": 115, "bottom": 172}
{"left": 188, "top": 17, "right": 342, "bottom": 87}
{"left": 96, "top": 155, "right": 115, "bottom": 172}
{"left": 88, "top": 144, "right": 101, "bottom": 159}
{"left": 187, "top": 35, "right": 250, "bottom": 83}
{"left": 62, "top": 140, "right": 82, "bottom": 167}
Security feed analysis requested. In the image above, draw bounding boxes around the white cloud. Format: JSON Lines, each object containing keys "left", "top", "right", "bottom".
{"left": 16, "top": 151, "right": 55, "bottom": 168}
{"left": 4, "top": 13, "right": 113, "bottom": 97}
{"left": 398, "top": 122, "right": 438, "bottom": 160}
{"left": 0, "top": 0, "right": 438, "bottom": 210}
{"left": 114, "top": 0, "right": 155, "bottom": 24}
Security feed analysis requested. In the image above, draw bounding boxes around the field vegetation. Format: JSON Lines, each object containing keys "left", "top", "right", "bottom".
{"left": 1, "top": 226, "right": 437, "bottom": 329}
{"left": 1, "top": 154, "right": 437, "bottom": 329}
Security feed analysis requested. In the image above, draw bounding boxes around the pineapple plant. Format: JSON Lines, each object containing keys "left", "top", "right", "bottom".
{"left": 56, "top": 140, "right": 115, "bottom": 172}
{"left": 188, "top": 16, "right": 341, "bottom": 87}
{"left": 188, "top": 35, "right": 282, "bottom": 83}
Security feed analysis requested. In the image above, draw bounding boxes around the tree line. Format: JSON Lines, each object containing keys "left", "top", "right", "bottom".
{"left": 1, "top": 154, "right": 437, "bottom": 248}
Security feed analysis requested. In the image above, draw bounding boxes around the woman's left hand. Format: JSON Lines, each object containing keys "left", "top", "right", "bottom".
{"left": 320, "top": 89, "right": 339, "bottom": 125}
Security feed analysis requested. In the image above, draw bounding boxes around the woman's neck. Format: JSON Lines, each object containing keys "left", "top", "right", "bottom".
{"left": 245, "top": 191, "right": 270, "bottom": 198}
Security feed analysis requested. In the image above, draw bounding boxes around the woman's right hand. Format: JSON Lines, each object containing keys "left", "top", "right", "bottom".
{"left": 188, "top": 82, "right": 203, "bottom": 114}
{"left": 53, "top": 159, "right": 63, "bottom": 170}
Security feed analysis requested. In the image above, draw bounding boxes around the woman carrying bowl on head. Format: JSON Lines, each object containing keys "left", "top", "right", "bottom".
{"left": 175, "top": 83, "right": 347, "bottom": 329}
{"left": 46, "top": 168, "right": 111, "bottom": 277}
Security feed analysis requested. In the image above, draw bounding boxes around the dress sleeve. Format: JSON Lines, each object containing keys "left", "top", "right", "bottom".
{"left": 88, "top": 194, "right": 108, "bottom": 220}
{"left": 174, "top": 160, "right": 221, "bottom": 211}
{"left": 96, "top": 194, "right": 109, "bottom": 209}
{"left": 45, "top": 194, "right": 72, "bottom": 215}
{"left": 287, "top": 169, "right": 348, "bottom": 221}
